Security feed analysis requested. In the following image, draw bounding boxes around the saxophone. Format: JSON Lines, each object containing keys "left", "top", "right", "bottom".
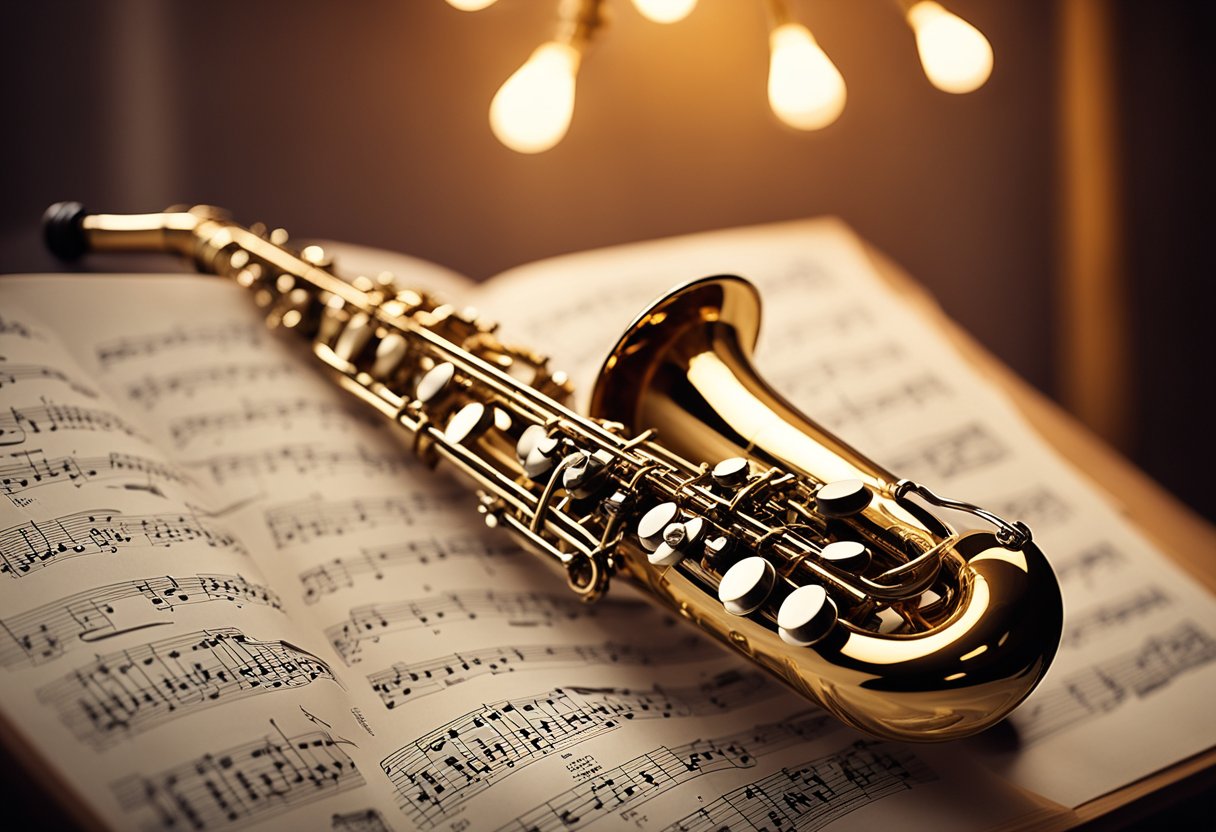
{"left": 42, "top": 202, "right": 1063, "bottom": 742}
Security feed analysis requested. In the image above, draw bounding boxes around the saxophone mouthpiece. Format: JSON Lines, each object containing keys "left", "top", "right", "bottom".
{"left": 43, "top": 201, "right": 90, "bottom": 261}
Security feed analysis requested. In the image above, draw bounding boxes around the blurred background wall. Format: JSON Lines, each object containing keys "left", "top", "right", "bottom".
{"left": 2, "top": 0, "right": 1212, "bottom": 529}
{"left": 1, "top": 3, "right": 1214, "bottom": 826}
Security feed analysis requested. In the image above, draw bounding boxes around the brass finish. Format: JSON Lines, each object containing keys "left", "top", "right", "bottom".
{"left": 44, "top": 203, "right": 1063, "bottom": 741}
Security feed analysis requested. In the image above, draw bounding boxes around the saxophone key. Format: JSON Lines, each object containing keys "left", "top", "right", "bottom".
{"left": 560, "top": 449, "right": 612, "bottom": 498}
{"left": 719, "top": 556, "right": 777, "bottom": 616}
{"left": 415, "top": 362, "right": 455, "bottom": 404}
{"left": 372, "top": 332, "right": 408, "bottom": 378}
{"left": 636, "top": 502, "right": 679, "bottom": 552}
{"left": 515, "top": 424, "right": 549, "bottom": 461}
{"left": 818, "top": 540, "right": 871, "bottom": 572}
{"left": 711, "top": 457, "right": 751, "bottom": 489}
{"left": 648, "top": 515, "right": 708, "bottom": 568}
{"left": 317, "top": 294, "right": 350, "bottom": 345}
{"left": 814, "top": 479, "right": 872, "bottom": 518}
{"left": 333, "top": 313, "right": 374, "bottom": 363}
{"left": 444, "top": 402, "right": 492, "bottom": 445}
{"left": 778, "top": 584, "right": 838, "bottom": 646}
{"left": 522, "top": 436, "right": 561, "bottom": 479}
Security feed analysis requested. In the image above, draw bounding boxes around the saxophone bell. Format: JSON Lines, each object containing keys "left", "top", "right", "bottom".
{"left": 591, "top": 276, "right": 1064, "bottom": 740}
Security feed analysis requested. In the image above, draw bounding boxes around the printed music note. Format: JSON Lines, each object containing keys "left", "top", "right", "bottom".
{"left": 300, "top": 535, "right": 521, "bottom": 604}
{"left": 1054, "top": 541, "right": 1127, "bottom": 589}
{"left": 0, "top": 449, "right": 191, "bottom": 501}
{"left": 0, "top": 572, "right": 281, "bottom": 667}
{"left": 366, "top": 635, "right": 714, "bottom": 709}
{"left": 660, "top": 741, "right": 937, "bottom": 832}
{"left": 95, "top": 321, "right": 263, "bottom": 368}
{"left": 0, "top": 398, "right": 146, "bottom": 446}
{"left": 498, "top": 711, "right": 834, "bottom": 832}
{"left": 37, "top": 628, "right": 334, "bottom": 749}
{"left": 887, "top": 422, "right": 1007, "bottom": 480}
{"left": 0, "top": 508, "right": 245, "bottom": 578}
{"left": 186, "top": 442, "right": 411, "bottom": 487}
{"left": 760, "top": 305, "right": 874, "bottom": 358}
{"left": 324, "top": 590, "right": 649, "bottom": 665}
{"left": 381, "top": 677, "right": 777, "bottom": 828}
{"left": 168, "top": 398, "right": 376, "bottom": 449}
{"left": 112, "top": 721, "right": 364, "bottom": 829}
{"left": 0, "top": 316, "right": 38, "bottom": 340}
{"left": 124, "top": 361, "right": 297, "bottom": 409}
{"left": 1063, "top": 586, "right": 1172, "bottom": 649}
{"left": 1008, "top": 621, "right": 1216, "bottom": 746}
{"left": 0, "top": 361, "right": 98, "bottom": 397}
{"left": 987, "top": 486, "right": 1073, "bottom": 530}
{"left": 814, "top": 372, "right": 953, "bottom": 432}
{"left": 333, "top": 808, "right": 396, "bottom": 832}
{"left": 768, "top": 340, "right": 904, "bottom": 402}
{"left": 265, "top": 493, "right": 463, "bottom": 548}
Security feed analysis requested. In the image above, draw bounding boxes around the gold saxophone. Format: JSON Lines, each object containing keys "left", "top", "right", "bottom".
{"left": 43, "top": 202, "right": 1063, "bottom": 741}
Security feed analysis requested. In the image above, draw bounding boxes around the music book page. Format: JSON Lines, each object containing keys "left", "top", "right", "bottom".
{"left": 0, "top": 215, "right": 1211, "bottom": 831}
{"left": 476, "top": 218, "right": 1216, "bottom": 808}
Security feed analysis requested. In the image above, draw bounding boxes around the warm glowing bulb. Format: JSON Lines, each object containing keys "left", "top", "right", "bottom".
{"left": 907, "top": 1, "right": 993, "bottom": 93}
{"left": 632, "top": 0, "right": 697, "bottom": 24}
{"left": 445, "top": 0, "right": 497, "bottom": 11}
{"left": 490, "top": 42, "right": 580, "bottom": 154}
{"left": 767, "top": 23, "right": 846, "bottom": 131}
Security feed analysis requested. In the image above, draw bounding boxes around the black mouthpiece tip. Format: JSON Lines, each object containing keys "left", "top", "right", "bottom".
{"left": 43, "top": 201, "right": 89, "bottom": 261}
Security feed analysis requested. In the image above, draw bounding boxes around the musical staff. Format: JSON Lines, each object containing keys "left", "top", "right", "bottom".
{"left": 325, "top": 590, "right": 646, "bottom": 665}
{"left": 988, "top": 486, "right": 1073, "bottom": 530}
{"left": 0, "top": 449, "right": 191, "bottom": 500}
{"left": 1055, "top": 541, "right": 1127, "bottom": 589}
{"left": 0, "top": 399, "right": 145, "bottom": 446}
{"left": 498, "top": 711, "right": 834, "bottom": 832}
{"left": 1012, "top": 621, "right": 1216, "bottom": 745}
{"left": 37, "top": 628, "right": 334, "bottom": 749}
{"left": 0, "top": 572, "right": 281, "bottom": 667}
{"left": 300, "top": 535, "right": 521, "bottom": 604}
{"left": 0, "top": 508, "right": 244, "bottom": 578}
{"left": 124, "top": 361, "right": 297, "bottom": 409}
{"left": 367, "top": 635, "right": 715, "bottom": 709}
{"left": 112, "top": 722, "right": 363, "bottom": 829}
{"left": 0, "top": 316, "right": 37, "bottom": 339}
{"left": 661, "top": 741, "right": 937, "bottom": 832}
{"left": 816, "top": 372, "right": 952, "bottom": 431}
{"left": 186, "top": 442, "right": 411, "bottom": 487}
{"left": 382, "top": 674, "right": 779, "bottom": 828}
{"left": 765, "top": 258, "right": 834, "bottom": 294}
{"left": 266, "top": 493, "right": 462, "bottom": 548}
{"left": 772, "top": 341, "right": 904, "bottom": 401}
{"left": 888, "top": 423, "right": 1007, "bottom": 480}
{"left": 333, "top": 809, "right": 395, "bottom": 832}
{"left": 1063, "top": 586, "right": 1172, "bottom": 649}
{"left": 0, "top": 361, "right": 98, "bottom": 397}
{"left": 762, "top": 305, "right": 874, "bottom": 356}
{"left": 95, "top": 321, "right": 262, "bottom": 368}
{"left": 169, "top": 398, "right": 374, "bottom": 448}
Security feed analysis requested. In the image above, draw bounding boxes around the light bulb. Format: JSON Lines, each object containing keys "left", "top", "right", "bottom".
{"left": 490, "top": 42, "right": 580, "bottom": 154}
{"left": 907, "top": 1, "right": 993, "bottom": 93}
{"left": 632, "top": 0, "right": 697, "bottom": 24}
{"left": 767, "top": 23, "right": 846, "bottom": 131}
{"left": 445, "top": 0, "right": 497, "bottom": 11}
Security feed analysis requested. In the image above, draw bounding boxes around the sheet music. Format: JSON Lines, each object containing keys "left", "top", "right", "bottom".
{"left": 6, "top": 213, "right": 1199, "bottom": 831}
{"left": 477, "top": 218, "right": 1216, "bottom": 807}
{"left": 0, "top": 262, "right": 1047, "bottom": 831}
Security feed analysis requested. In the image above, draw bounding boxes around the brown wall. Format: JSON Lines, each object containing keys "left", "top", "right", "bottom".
{"left": 2, "top": 0, "right": 1211, "bottom": 521}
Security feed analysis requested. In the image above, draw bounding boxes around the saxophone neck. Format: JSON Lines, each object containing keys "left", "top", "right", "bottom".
{"left": 43, "top": 202, "right": 218, "bottom": 262}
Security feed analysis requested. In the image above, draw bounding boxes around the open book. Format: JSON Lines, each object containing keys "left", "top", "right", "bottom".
{"left": 1, "top": 219, "right": 1213, "bottom": 831}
